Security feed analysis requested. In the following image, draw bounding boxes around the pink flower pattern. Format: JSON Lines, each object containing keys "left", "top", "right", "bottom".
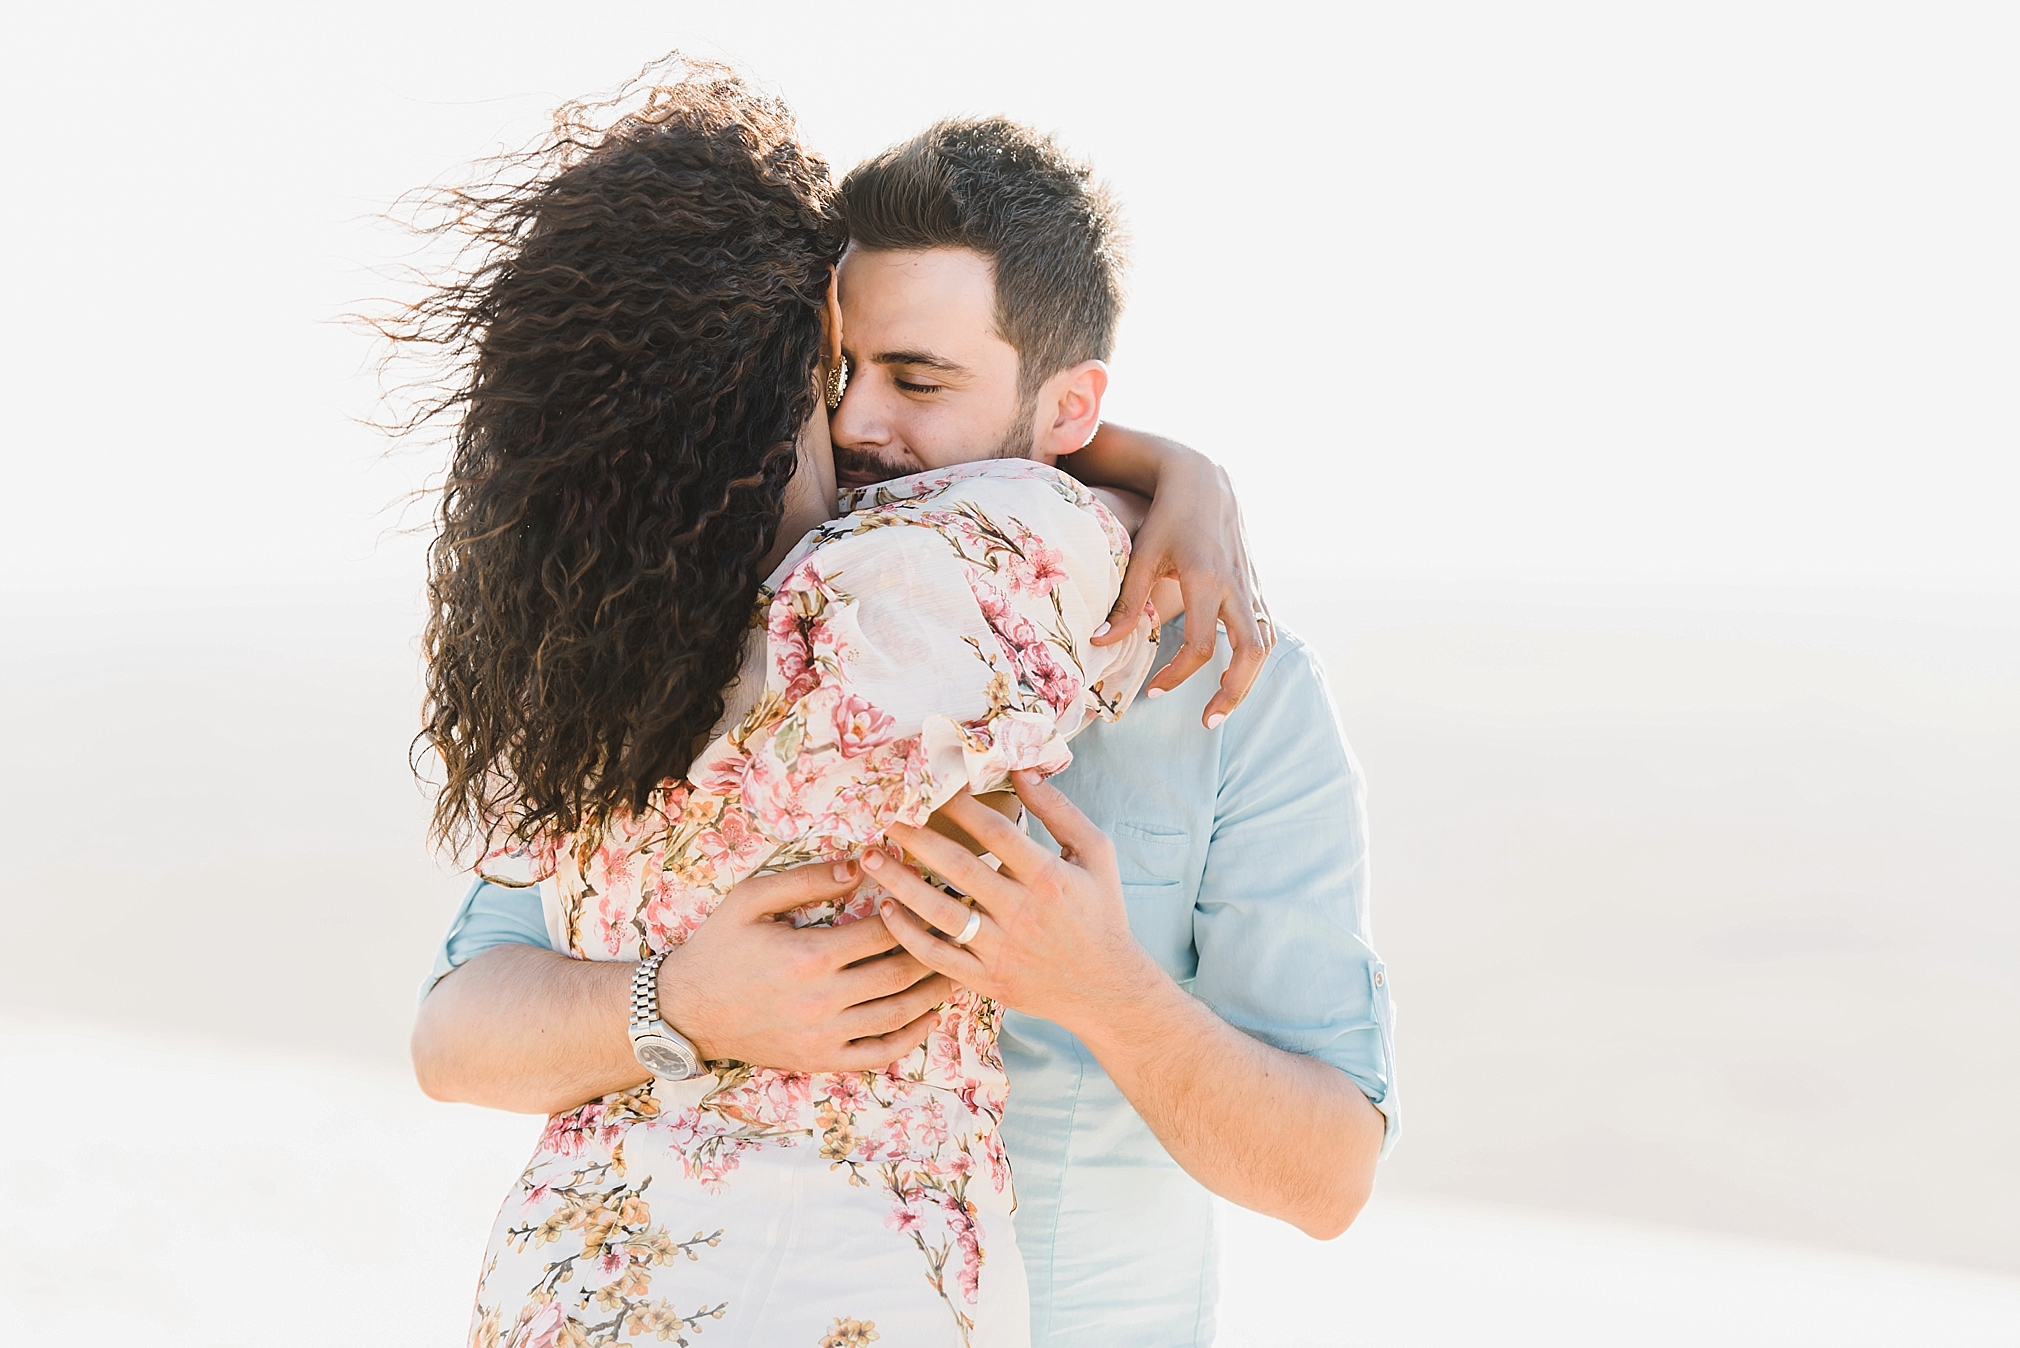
{"left": 468, "top": 461, "right": 1153, "bottom": 1348}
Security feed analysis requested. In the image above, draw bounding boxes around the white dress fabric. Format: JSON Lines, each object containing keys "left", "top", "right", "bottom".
{"left": 468, "top": 460, "right": 1152, "bottom": 1348}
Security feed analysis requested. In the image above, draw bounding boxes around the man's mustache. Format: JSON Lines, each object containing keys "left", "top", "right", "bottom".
{"left": 832, "top": 444, "right": 912, "bottom": 487}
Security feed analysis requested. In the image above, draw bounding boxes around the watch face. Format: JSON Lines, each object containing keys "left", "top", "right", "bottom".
{"left": 636, "top": 1037, "right": 696, "bottom": 1081}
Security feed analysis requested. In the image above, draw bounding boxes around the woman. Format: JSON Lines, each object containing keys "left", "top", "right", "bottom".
{"left": 408, "top": 64, "right": 1149, "bottom": 1347}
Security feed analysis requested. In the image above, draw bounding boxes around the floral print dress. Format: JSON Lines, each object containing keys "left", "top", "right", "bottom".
{"left": 469, "top": 461, "right": 1153, "bottom": 1348}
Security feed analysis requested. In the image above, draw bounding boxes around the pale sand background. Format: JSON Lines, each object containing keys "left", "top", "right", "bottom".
{"left": 3, "top": 0, "right": 2014, "bottom": 1338}
{"left": 4, "top": 581, "right": 2014, "bottom": 1340}
{"left": 6, "top": 1018, "right": 2019, "bottom": 1346}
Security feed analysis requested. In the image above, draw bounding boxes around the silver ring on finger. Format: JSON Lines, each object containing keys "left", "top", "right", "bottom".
{"left": 950, "top": 908, "right": 982, "bottom": 946}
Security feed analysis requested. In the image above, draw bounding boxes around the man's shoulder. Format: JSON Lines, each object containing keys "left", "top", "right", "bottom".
{"left": 1064, "top": 614, "right": 1354, "bottom": 794}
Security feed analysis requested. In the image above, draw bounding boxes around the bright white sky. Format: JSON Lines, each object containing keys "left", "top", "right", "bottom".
{"left": 3, "top": 2, "right": 2014, "bottom": 598}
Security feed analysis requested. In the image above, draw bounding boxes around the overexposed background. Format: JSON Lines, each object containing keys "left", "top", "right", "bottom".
{"left": 2, "top": 2, "right": 2015, "bottom": 1343}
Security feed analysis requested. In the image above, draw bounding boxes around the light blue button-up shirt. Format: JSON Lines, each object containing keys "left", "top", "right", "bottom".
{"left": 424, "top": 616, "right": 1397, "bottom": 1347}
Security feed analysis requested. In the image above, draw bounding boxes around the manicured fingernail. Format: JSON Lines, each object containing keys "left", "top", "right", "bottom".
{"left": 1206, "top": 712, "right": 1227, "bottom": 729}
{"left": 880, "top": 901, "right": 895, "bottom": 918}
{"left": 833, "top": 862, "right": 853, "bottom": 882}
{"left": 1092, "top": 621, "right": 1111, "bottom": 638}
{"left": 861, "top": 850, "right": 883, "bottom": 870}
{"left": 1146, "top": 687, "right": 1164, "bottom": 699}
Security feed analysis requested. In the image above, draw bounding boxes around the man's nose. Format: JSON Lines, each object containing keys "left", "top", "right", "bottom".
{"left": 829, "top": 369, "right": 888, "bottom": 448}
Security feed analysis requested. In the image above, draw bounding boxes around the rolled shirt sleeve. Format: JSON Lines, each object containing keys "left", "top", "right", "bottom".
{"left": 418, "top": 878, "right": 555, "bottom": 1004}
{"left": 1188, "top": 629, "right": 1400, "bottom": 1153}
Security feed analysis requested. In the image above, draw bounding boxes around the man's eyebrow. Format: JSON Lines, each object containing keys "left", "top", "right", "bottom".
{"left": 867, "top": 349, "right": 970, "bottom": 376}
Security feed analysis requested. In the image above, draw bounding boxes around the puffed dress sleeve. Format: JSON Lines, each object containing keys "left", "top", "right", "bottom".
{"left": 686, "top": 461, "right": 1154, "bottom": 852}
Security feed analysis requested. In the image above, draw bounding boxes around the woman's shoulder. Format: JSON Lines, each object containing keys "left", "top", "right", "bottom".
{"left": 823, "top": 458, "right": 1129, "bottom": 571}
{"left": 836, "top": 457, "right": 1089, "bottom": 512}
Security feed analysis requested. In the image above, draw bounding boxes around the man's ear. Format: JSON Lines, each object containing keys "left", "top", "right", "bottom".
{"left": 1030, "top": 360, "right": 1109, "bottom": 464}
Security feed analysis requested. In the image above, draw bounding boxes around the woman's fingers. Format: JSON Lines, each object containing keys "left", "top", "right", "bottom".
{"left": 1145, "top": 603, "right": 1224, "bottom": 700}
{"left": 1201, "top": 573, "right": 1269, "bottom": 728}
{"left": 1095, "top": 554, "right": 1158, "bottom": 646}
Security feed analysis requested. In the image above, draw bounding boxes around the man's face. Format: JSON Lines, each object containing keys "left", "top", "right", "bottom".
{"left": 830, "top": 246, "right": 1031, "bottom": 490}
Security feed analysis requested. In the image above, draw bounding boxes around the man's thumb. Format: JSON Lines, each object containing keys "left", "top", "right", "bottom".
{"left": 719, "top": 859, "right": 860, "bottom": 918}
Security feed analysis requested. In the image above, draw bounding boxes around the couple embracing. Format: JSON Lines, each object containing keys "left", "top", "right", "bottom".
{"left": 407, "top": 58, "right": 1397, "bottom": 1348}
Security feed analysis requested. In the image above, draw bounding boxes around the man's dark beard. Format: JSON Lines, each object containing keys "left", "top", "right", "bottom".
{"left": 831, "top": 442, "right": 910, "bottom": 491}
{"left": 831, "top": 395, "right": 1038, "bottom": 491}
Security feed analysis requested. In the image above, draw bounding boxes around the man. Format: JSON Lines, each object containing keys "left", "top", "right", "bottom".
{"left": 413, "top": 117, "right": 1396, "bottom": 1347}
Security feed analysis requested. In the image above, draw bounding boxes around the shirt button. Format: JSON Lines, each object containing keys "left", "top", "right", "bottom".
{"left": 1372, "top": 970, "right": 1385, "bottom": 987}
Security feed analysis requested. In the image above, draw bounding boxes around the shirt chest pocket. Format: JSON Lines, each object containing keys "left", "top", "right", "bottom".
{"left": 1112, "top": 823, "right": 1196, "bottom": 981}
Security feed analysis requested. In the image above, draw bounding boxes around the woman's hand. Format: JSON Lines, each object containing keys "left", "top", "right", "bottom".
{"left": 1068, "top": 424, "right": 1275, "bottom": 727}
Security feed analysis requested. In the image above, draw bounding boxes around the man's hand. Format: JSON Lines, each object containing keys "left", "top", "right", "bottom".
{"left": 661, "top": 862, "right": 954, "bottom": 1072}
{"left": 1072, "top": 424, "right": 1274, "bottom": 728}
{"left": 412, "top": 862, "right": 952, "bottom": 1115}
{"left": 869, "top": 774, "right": 1386, "bottom": 1240}
{"left": 865, "top": 779, "right": 1162, "bottom": 1029}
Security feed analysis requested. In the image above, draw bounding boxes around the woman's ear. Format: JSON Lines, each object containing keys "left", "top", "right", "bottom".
{"left": 824, "top": 266, "right": 845, "bottom": 370}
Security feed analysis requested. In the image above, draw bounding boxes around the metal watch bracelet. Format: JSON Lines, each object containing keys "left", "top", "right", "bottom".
{"left": 628, "top": 949, "right": 704, "bottom": 1082}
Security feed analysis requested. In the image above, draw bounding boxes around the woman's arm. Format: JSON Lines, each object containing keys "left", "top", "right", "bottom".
{"left": 1066, "top": 424, "right": 1273, "bottom": 726}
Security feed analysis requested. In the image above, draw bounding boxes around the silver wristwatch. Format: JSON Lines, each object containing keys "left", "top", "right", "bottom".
{"left": 629, "top": 950, "right": 704, "bottom": 1082}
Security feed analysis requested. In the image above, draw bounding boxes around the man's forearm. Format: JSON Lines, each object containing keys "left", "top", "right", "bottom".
{"left": 412, "top": 866, "right": 957, "bottom": 1117}
{"left": 413, "top": 944, "right": 645, "bottom": 1115}
{"left": 1070, "top": 962, "right": 1385, "bottom": 1240}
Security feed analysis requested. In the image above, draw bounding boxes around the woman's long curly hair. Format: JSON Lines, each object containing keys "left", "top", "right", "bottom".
{"left": 385, "top": 60, "right": 847, "bottom": 857}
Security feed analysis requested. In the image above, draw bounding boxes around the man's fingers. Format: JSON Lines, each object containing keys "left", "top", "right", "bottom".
{"left": 828, "top": 1006, "right": 944, "bottom": 1074}
{"left": 837, "top": 972, "right": 954, "bottom": 1041}
{"left": 830, "top": 944, "right": 935, "bottom": 998}
{"left": 883, "top": 821, "right": 1015, "bottom": 904}
{"left": 877, "top": 896, "right": 986, "bottom": 984}
{"left": 1009, "top": 769, "right": 1110, "bottom": 867}
{"left": 862, "top": 848, "right": 985, "bottom": 936}
{"left": 911, "top": 793, "right": 1052, "bottom": 880}
{"left": 809, "top": 909, "right": 907, "bottom": 969}
{"left": 717, "top": 859, "right": 861, "bottom": 920}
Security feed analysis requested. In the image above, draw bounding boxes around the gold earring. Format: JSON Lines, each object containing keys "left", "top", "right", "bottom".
{"left": 824, "top": 354, "right": 850, "bottom": 410}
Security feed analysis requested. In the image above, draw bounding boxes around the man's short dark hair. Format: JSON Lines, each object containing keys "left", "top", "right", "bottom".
{"left": 841, "top": 117, "right": 1127, "bottom": 404}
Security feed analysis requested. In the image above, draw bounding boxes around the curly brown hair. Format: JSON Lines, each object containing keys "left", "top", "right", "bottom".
{"left": 386, "top": 59, "right": 847, "bottom": 857}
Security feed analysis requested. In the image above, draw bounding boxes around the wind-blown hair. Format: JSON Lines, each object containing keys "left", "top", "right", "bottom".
{"left": 385, "top": 60, "right": 846, "bottom": 857}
